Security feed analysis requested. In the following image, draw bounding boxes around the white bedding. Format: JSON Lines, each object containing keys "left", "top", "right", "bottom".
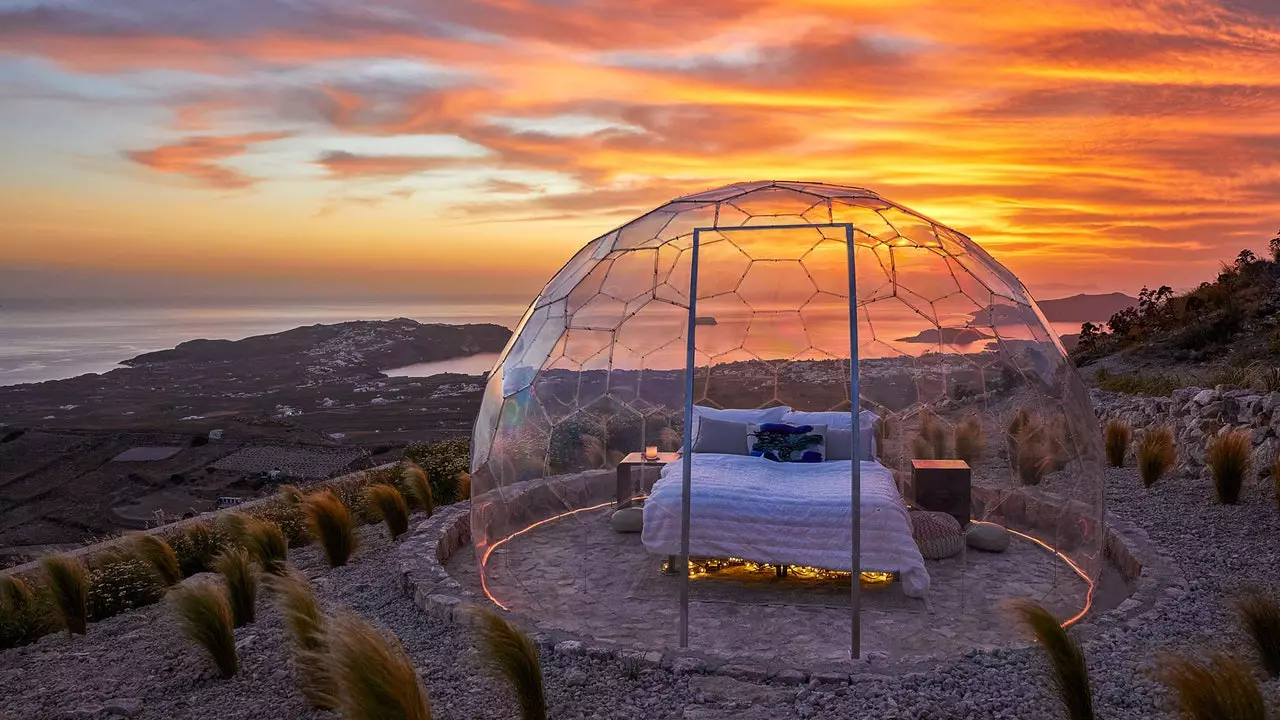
{"left": 641, "top": 454, "right": 930, "bottom": 597}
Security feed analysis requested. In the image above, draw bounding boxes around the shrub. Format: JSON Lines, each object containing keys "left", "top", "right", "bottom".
{"left": 86, "top": 550, "right": 165, "bottom": 621}
{"left": 954, "top": 415, "right": 984, "bottom": 465}
{"left": 405, "top": 437, "right": 470, "bottom": 503}
{"left": 270, "top": 571, "right": 335, "bottom": 710}
{"left": 474, "top": 607, "right": 546, "bottom": 720}
{"left": 166, "top": 521, "right": 224, "bottom": 577}
{"left": 172, "top": 582, "right": 238, "bottom": 678}
{"left": 1237, "top": 590, "right": 1280, "bottom": 678}
{"left": 1157, "top": 653, "right": 1265, "bottom": 720}
{"left": 0, "top": 577, "right": 57, "bottom": 649}
{"left": 1103, "top": 420, "right": 1130, "bottom": 468}
{"left": 911, "top": 410, "right": 949, "bottom": 460}
{"left": 129, "top": 533, "right": 182, "bottom": 587}
{"left": 1206, "top": 430, "right": 1252, "bottom": 504}
{"left": 401, "top": 462, "right": 435, "bottom": 517}
{"left": 223, "top": 513, "right": 288, "bottom": 575}
{"left": 1136, "top": 426, "right": 1176, "bottom": 487}
{"left": 329, "top": 612, "right": 432, "bottom": 720}
{"left": 41, "top": 555, "right": 89, "bottom": 635}
{"left": 213, "top": 548, "right": 258, "bottom": 627}
{"left": 1014, "top": 600, "right": 1093, "bottom": 720}
{"left": 367, "top": 485, "right": 410, "bottom": 540}
{"left": 251, "top": 494, "right": 309, "bottom": 547}
{"left": 303, "top": 491, "right": 358, "bottom": 568}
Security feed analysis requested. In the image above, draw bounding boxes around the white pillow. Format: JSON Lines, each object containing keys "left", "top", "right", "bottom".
{"left": 782, "top": 410, "right": 879, "bottom": 459}
{"left": 686, "top": 405, "right": 791, "bottom": 449}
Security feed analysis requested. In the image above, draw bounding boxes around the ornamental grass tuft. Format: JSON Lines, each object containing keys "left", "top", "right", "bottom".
{"left": 223, "top": 512, "right": 289, "bottom": 575}
{"left": 954, "top": 415, "right": 985, "bottom": 465}
{"left": 401, "top": 462, "right": 435, "bottom": 516}
{"left": 129, "top": 532, "right": 182, "bottom": 587}
{"left": 1104, "top": 419, "right": 1131, "bottom": 468}
{"left": 366, "top": 484, "right": 411, "bottom": 540}
{"left": 303, "top": 491, "right": 358, "bottom": 568}
{"left": 41, "top": 555, "right": 88, "bottom": 636}
{"left": 329, "top": 612, "right": 432, "bottom": 720}
{"left": 1014, "top": 600, "right": 1093, "bottom": 720}
{"left": 269, "top": 570, "right": 335, "bottom": 710}
{"left": 212, "top": 547, "right": 258, "bottom": 627}
{"left": 1136, "top": 425, "right": 1177, "bottom": 488}
{"left": 172, "top": 582, "right": 238, "bottom": 678}
{"left": 167, "top": 521, "right": 223, "bottom": 577}
{"left": 1206, "top": 429, "right": 1252, "bottom": 504}
{"left": 474, "top": 607, "right": 547, "bottom": 720}
{"left": 1237, "top": 590, "right": 1280, "bottom": 678}
{"left": 1157, "top": 653, "right": 1266, "bottom": 720}
{"left": 456, "top": 472, "right": 471, "bottom": 501}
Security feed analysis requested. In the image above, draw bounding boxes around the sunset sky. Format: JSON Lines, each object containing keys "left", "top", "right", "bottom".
{"left": 2, "top": 0, "right": 1278, "bottom": 303}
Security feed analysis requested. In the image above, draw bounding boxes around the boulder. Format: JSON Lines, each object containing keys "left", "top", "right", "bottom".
{"left": 1193, "top": 389, "right": 1216, "bottom": 405}
{"left": 610, "top": 507, "right": 644, "bottom": 533}
{"left": 965, "top": 522, "right": 1010, "bottom": 552}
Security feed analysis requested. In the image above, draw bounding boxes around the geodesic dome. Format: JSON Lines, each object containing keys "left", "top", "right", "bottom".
{"left": 470, "top": 180, "right": 1106, "bottom": 663}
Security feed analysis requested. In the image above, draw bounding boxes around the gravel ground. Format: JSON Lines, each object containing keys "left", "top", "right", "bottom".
{"left": 2, "top": 466, "right": 1279, "bottom": 720}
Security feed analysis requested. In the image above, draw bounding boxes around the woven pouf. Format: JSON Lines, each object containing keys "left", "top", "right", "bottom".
{"left": 910, "top": 510, "right": 964, "bottom": 560}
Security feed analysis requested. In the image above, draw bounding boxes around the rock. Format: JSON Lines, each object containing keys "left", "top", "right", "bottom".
{"left": 1264, "top": 392, "right": 1280, "bottom": 414}
{"left": 1201, "top": 401, "right": 1223, "bottom": 418}
{"left": 610, "top": 507, "right": 644, "bottom": 533}
{"left": 965, "top": 522, "right": 1010, "bottom": 552}
{"left": 564, "top": 668, "right": 588, "bottom": 687}
{"left": 104, "top": 698, "right": 142, "bottom": 717}
{"left": 1193, "top": 389, "right": 1216, "bottom": 405}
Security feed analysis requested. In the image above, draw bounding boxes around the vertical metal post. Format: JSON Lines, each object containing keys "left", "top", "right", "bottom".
{"left": 679, "top": 228, "right": 702, "bottom": 648}
{"left": 846, "top": 224, "right": 862, "bottom": 660}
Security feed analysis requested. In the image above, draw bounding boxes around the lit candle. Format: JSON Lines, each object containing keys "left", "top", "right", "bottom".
{"left": 645, "top": 445, "right": 659, "bottom": 460}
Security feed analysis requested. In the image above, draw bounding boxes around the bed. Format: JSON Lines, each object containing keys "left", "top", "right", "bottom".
{"left": 640, "top": 453, "right": 930, "bottom": 598}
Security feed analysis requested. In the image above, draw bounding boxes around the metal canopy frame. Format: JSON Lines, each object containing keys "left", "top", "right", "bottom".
{"left": 678, "top": 222, "right": 863, "bottom": 659}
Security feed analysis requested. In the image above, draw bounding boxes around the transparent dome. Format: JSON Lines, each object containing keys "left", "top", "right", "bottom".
{"left": 470, "top": 181, "right": 1106, "bottom": 665}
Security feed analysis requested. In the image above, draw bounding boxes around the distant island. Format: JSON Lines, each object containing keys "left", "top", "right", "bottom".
{"left": 970, "top": 292, "right": 1138, "bottom": 326}
{"left": 896, "top": 327, "right": 995, "bottom": 344}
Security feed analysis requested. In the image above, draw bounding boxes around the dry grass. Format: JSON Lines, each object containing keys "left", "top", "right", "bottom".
{"left": 954, "top": 415, "right": 985, "bottom": 465}
{"left": 172, "top": 582, "right": 238, "bottom": 678}
{"left": 0, "top": 576, "right": 32, "bottom": 610}
{"left": 223, "top": 512, "right": 289, "bottom": 575}
{"left": 329, "top": 612, "right": 432, "bottom": 720}
{"left": 457, "top": 472, "right": 471, "bottom": 501}
{"left": 1272, "top": 455, "right": 1280, "bottom": 516}
{"left": 474, "top": 607, "right": 546, "bottom": 720}
{"left": 212, "top": 547, "right": 258, "bottom": 627}
{"left": 41, "top": 555, "right": 88, "bottom": 636}
{"left": 367, "top": 484, "right": 411, "bottom": 540}
{"left": 1014, "top": 600, "right": 1094, "bottom": 720}
{"left": 1104, "top": 420, "right": 1131, "bottom": 468}
{"left": 167, "top": 521, "right": 223, "bottom": 577}
{"left": 279, "top": 484, "right": 304, "bottom": 506}
{"left": 129, "top": 533, "right": 182, "bottom": 587}
{"left": 1237, "top": 590, "right": 1280, "bottom": 678}
{"left": 1137, "top": 426, "right": 1177, "bottom": 488}
{"left": 1015, "top": 426, "right": 1053, "bottom": 486}
{"left": 303, "top": 491, "right": 359, "bottom": 568}
{"left": 912, "top": 410, "right": 950, "bottom": 460}
{"left": 401, "top": 461, "right": 436, "bottom": 517}
{"left": 1157, "top": 653, "right": 1266, "bottom": 720}
{"left": 269, "top": 571, "right": 335, "bottom": 710}
{"left": 1206, "top": 430, "right": 1252, "bottom": 504}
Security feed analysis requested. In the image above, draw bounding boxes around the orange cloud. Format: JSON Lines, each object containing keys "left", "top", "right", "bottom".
{"left": 314, "top": 150, "right": 477, "bottom": 178}
{"left": 126, "top": 132, "right": 291, "bottom": 189}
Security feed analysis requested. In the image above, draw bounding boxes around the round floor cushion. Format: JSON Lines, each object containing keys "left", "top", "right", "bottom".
{"left": 910, "top": 510, "right": 963, "bottom": 560}
{"left": 966, "top": 521, "right": 1010, "bottom": 552}
{"left": 610, "top": 507, "right": 644, "bottom": 533}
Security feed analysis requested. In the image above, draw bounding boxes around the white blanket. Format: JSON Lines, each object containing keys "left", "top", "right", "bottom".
{"left": 641, "top": 454, "right": 930, "bottom": 597}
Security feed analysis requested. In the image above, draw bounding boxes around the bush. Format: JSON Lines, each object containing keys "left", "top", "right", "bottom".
{"left": 165, "top": 522, "right": 224, "bottom": 577}
{"left": 1136, "top": 426, "right": 1176, "bottom": 487}
{"left": 251, "top": 497, "right": 309, "bottom": 547}
{"left": 1206, "top": 430, "right": 1252, "bottom": 504}
{"left": 270, "top": 571, "right": 335, "bottom": 710}
{"left": 329, "top": 612, "right": 432, "bottom": 720}
{"left": 1157, "top": 653, "right": 1265, "bottom": 720}
{"left": 404, "top": 437, "right": 470, "bottom": 504}
{"left": 1014, "top": 600, "right": 1093, "bottom": 720}
{"left": 213, "top": 548, "right": 258, "bottom": 627}
{"left": 86, "top": 550, "right": 166, "bottom": 621}
{"left": 1237, "top": 590, "right": 1280, "bottom": 678}
{"left": 303, "top": 491, "right": 358, "bottom": 568}
{"left": 172, "top": 582, "right": 238, "bottom": 679}
{"left": 42, "top": 555, "right": 89, "bottom": 635}
{"left": 911, "top": 410, "right": 949, "bottom": 460}
{"left": 366, "top": 485, "right": 410, "bottom": 540}
{"left": 954, "top": 415, "right": 984, "bottom": 465}
{"left": 401, "top": 462, "right": 435, "bottom": 517}
{"left": 1103, "top": 420, "right": 1130, "bottom": 468}
{"left": 475, "top": 607, "right": 547, "bottom": 720}
{"left": 129, "top": 533, "right": 182, "bottom": 586}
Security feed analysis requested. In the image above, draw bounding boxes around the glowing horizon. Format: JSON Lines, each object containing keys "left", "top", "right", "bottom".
{"left": 2, "top": 0, "right": 1278, "bottom": 302}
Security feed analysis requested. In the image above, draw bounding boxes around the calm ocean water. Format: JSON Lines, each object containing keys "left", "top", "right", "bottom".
{"left": 0, "top": 299, "right": 527, "bottom": 386}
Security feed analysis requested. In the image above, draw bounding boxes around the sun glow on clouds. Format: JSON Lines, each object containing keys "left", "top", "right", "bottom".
{"left": 0, "top": 0, "right": 1278, "bottom": 298}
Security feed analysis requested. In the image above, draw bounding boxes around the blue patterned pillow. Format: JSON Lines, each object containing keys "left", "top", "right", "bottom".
{"left": 747, "top": 423, "right": 827, "bottom": 463}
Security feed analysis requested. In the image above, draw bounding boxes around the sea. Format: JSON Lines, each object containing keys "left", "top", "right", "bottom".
{"left": 0, "top": 298, "right": 528, "bottom": 387}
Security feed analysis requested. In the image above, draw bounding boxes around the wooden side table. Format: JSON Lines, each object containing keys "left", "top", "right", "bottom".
{"left": 616, "top": 452, "right": 680, "bottom": 507}
{"left": 910, "top": 459, "right": 971, "bottom": 526}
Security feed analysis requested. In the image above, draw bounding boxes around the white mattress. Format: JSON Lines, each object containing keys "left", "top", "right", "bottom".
{"left": 641, "top": 454, "right": 930, "bottom": 597}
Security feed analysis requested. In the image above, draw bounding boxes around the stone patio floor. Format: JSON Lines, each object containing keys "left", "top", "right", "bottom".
{"left": 447, "top": 506, "right": 1103, "bottom": 667}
